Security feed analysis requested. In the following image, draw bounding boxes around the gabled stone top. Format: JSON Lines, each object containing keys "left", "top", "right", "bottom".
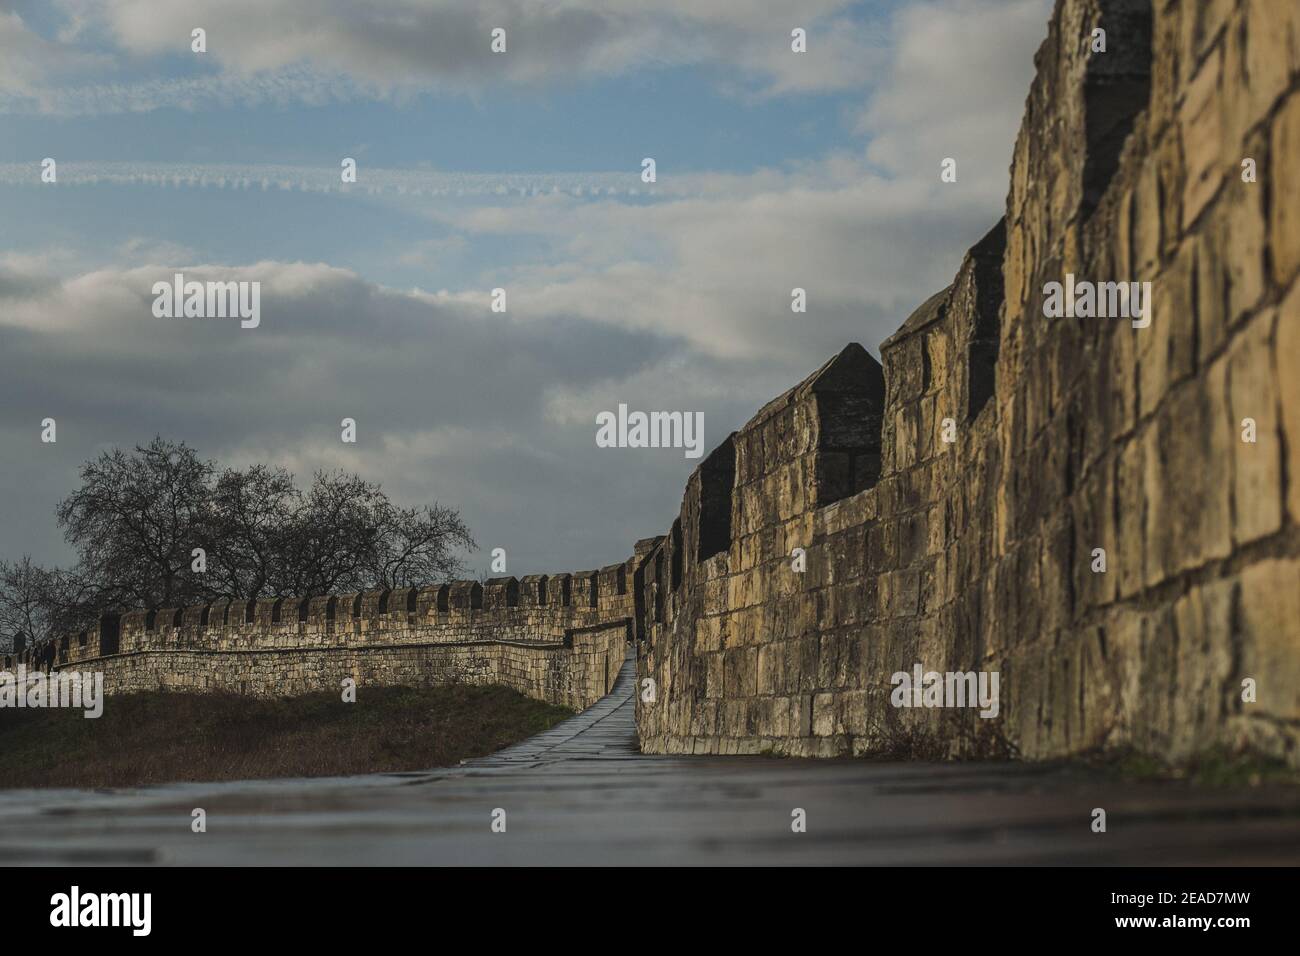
{"left": 880, "top": 287, "right": 950, "bottom": 351}
{"left": 741, "top": 342, "right": 883, "bottom": 434}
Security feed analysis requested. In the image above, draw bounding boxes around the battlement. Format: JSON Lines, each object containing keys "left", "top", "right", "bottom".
{"left": 634, "top": 0, "right": 1300, "bottom": 764}
{"left": 18, "top": 557, "right": 645, "bottom": 711}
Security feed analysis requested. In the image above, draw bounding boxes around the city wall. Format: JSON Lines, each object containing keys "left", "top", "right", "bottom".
{"left": 7, "top": 562, "right": 643, "bottom": 712}
{"left": 635, "top": 0, "right": 1300, "bottom": 765}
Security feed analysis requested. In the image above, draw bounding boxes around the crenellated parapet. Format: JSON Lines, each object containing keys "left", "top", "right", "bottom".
{"left": 635, "top": 0, "right": 1300, "bottom": 765}
{"left": 32, "top": 556, "right": 645, "bottom": 711}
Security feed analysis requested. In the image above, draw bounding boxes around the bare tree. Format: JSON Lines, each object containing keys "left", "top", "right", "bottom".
{"left": 23, "top": 439, "right": 476, "bottom": 635}
{"left": 56, "top": 437, "right": 213, "bottom": 611}
{"left": 368, "top": 502, "right": 475, "bottom": 589}
{"left": 0, "top": 557, "right": 57, "bottom": 651}
{"left": 203, "top": 464, "right": 299, "bottom": 599}
{"left": 273, "top": 471, "right": 387, "bottom": 597}
{"left": 0, "top": 557, "right": 100, "bottom": 649}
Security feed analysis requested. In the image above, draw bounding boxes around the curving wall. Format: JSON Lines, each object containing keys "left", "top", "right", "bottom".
{"left": 12, "top": 564, "right": 639, "bottom": 712}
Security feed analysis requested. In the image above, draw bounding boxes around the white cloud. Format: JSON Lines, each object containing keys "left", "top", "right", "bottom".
{"left": 859, "top": 0, "right": 1050, "bottom": 193}
{"left": 0, "top": 10, "right": 109, "bottom": 96}
{"left": 412, "top": 161, "right": 995, "bottom": 363}
{"left": 117, "top": 237, "right": 198, "bottom": 265}
{"left": 2, "top": 0, "right": 886, "bottom": 113}
{"left": 0, "top": 254, "right": 699, "bottom": 572}
{"left": 0, "top": 0, "right": 1049, "bottom": 363}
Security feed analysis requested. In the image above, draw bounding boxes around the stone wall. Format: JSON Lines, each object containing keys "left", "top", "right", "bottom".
{"left": 52, "top": 626, "right": 628, "bottom": 711}
{"left": 8, "top": 563, "right": 639, "bottom": 712}
{"left": 636, "top": 0, "right": 1300, "bottom": 765}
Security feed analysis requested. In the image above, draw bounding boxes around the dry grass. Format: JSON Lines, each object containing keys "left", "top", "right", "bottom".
{"left": 0, "top": 684, "right": 572, "bottom": 789}
{"left": 861, "top": 708, "right": 1020, "bottom": 761}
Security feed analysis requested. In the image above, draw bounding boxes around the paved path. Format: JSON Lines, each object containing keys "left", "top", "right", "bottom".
{"left": 1, "top": 654, "right": 1298, "bottom": 865}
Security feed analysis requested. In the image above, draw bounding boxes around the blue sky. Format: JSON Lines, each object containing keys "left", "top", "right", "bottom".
{"left": 1, "top": 58, "right": 875, "bottom": 169}
{"left": 0, "top": 0, "right": 1050, "bottom": 577}
{"left": 0, "top": 62, "right": 878, "bottom": 302}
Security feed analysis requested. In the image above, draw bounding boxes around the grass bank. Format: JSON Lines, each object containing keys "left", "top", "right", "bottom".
{"left": 0, "top": 684, "right": 572, "bottom": 789}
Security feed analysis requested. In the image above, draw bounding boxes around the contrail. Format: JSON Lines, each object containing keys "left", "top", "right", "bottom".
{"left": 0, "top": 161, "right": 683, "bottom": 199}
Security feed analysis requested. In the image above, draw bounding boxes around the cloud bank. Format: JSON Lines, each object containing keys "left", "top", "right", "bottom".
{"left": 4, "top": 0, "right": 886, "bottom": 114}
{"left": 0, "top": 0, "right": 1051, "bottom": 577}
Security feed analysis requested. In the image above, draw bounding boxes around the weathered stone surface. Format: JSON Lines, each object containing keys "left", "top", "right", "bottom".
{"left": 1279, "top": 280, "right": 1300, "bottom": 524}
{"left": 26, "top": 555, "right": 643, "bottom": 713}
{"left": 1228, "top": 308, "right": 1282, "bottom": 544}
{"left": 634, "top": 0, "right": 1299, "bottom": 767}
{"left": 1272, "top": 89, "right": 1300, "bottom": 287}
{"left": 1180, "top": 43, "right": 1224, "bottom": 226}
{"left": 1238, "top": 559, "right": 1300, "bottom": 731}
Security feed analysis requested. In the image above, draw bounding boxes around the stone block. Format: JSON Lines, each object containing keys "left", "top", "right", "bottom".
{"left": 1181, "top": 43, "right": 1224, "bottom": 226}
{"left": 1228, "top": 309, "right": 1283, "bottom": 543}
{"left": 1280, "top": 281, "right": 1300, "bottom": 524}
{"left": 1271, "top": 90, "right": 1300, "bottom": 287}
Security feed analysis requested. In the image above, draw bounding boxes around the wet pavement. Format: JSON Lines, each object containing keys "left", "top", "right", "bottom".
{"left": 1, "top": 654, "right": 1298, "bottom": 865}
